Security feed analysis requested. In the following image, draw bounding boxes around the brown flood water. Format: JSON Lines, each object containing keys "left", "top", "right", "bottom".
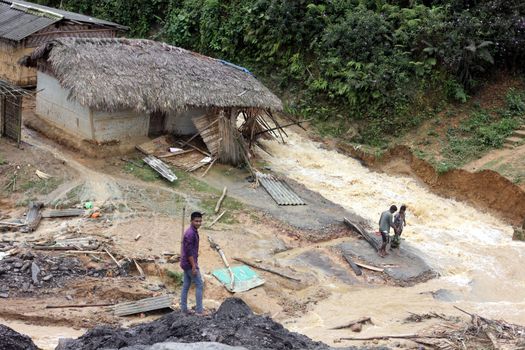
{"left": 261, "top": 131, "right": 525, "bottom": 345}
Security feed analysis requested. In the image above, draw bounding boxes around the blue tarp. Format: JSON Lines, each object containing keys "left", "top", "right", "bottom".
{"left": 212, "top": 265, "right": 265, "bottom": 293}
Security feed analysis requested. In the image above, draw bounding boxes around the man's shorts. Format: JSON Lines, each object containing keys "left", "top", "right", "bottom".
{"left": 381, "top": 231, "right": 389, "bottom": 244}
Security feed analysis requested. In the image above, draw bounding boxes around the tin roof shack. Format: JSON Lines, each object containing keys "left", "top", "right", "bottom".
{"left": 0, "top": 0, "right": 126, "bottom": 86}
{"left": 22, "top": 38, "right": 283, "bottom": 164}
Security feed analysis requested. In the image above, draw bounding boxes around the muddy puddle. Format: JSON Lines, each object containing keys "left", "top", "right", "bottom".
{"left": 260, "top": 131, "right": 525, "bottom": 344}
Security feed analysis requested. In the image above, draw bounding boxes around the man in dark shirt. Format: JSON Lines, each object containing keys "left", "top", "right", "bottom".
{"left": 378, "top": 205, "right": 397, "bottom": 257}
{"left": 180, "top": 211, "right": 204, "bottom": 315}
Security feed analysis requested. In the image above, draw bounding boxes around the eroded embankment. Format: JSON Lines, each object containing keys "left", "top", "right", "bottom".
{"left": 338, "top": 142, "right": 525, "bottom": 226}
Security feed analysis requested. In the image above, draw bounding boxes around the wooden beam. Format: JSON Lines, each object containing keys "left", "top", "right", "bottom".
{"left": 215, "top": 187, "right": 227, "bottom": 213}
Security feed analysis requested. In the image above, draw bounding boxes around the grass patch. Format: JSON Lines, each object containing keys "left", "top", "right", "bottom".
{"left": 439, "top": 90, "right": 524, "bottom": 169}
{"left": 0, "top": 153, "right": 6, "bottom": 165}
{"left": 19, "top": 177, "right": 61, "bottom": 196}
{"left": 123, "top": 162, "right": 159, "bottom": 182}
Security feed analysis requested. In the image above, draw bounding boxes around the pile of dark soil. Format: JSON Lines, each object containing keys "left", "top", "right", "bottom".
{"left": 0, "top": 250, "right": 115, "bottom": 297}
{"left": 56, "top": 298, "right": 373, "bottom": 350}
{"left": 0, "top": 324, "right": 38, "bottom": 350}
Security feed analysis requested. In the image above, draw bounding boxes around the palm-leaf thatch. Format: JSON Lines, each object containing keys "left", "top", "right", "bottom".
{"left": 22, "top": 37, "right": 283, "bottom": 113}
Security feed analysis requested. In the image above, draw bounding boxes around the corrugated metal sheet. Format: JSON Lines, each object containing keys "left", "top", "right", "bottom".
{"left": 0, "top": 3, "right": 57, "bottom": 41}
{"left": 143, "top": 155, "right": 178, "bottom": 182}
{"left": 9, "top": 0, "right": 126, "bottom": 28}
{"left": 114, "top": 294, "right": 174, "bottom": 317}
{"left": 0, "top": 0, "right": 126, "bottom": 41}
{"left": 256, "top": 172, "right": 306, "bottom": 206}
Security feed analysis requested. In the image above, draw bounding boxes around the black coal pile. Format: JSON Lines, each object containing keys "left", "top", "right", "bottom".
{"left": 0, "top": 324, "right": 38, "bottom": 350}
{"left": 0, "top": 250, "right": 115, "bottom": 297}
{"left": 56, "top": 298, "right": 374, "bottom": 350}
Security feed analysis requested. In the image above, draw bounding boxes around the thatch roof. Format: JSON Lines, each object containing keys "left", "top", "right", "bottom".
{"left": 23, "top": 38, "right": 283, "bottom": 113}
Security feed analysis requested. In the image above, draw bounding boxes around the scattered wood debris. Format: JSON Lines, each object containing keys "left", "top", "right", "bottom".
{"left": 338, "top": 307, "right": 525, "bottom": 349}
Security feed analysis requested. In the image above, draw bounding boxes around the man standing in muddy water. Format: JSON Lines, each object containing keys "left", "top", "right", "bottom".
{"left": 180, "top": 211, "right": 205, "bottom": 315}
{"left": 378, "top": 205, "right": 397, "bottom": 257}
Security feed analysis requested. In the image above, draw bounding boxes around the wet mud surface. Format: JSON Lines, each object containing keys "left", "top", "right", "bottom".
{"left": 55, "top": 299, "right": 382, "bottom": 350}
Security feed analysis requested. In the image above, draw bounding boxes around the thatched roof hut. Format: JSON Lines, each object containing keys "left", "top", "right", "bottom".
{"left": 22, "top": 37, "right": 285, "bottom": 166}
{"left": 23, "top": 37, "right": 283, "bottom": 113}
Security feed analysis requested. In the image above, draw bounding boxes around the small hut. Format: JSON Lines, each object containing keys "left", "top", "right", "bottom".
{"left": 0, "top": 0, "right": 126, "bottom": 86}
{"left": 22, "top": 37, "right": 283, "bottom": 165}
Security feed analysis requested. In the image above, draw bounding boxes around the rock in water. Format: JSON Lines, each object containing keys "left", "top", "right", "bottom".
{"left": 0, "top": 324, "right": 38, "bottom": 350}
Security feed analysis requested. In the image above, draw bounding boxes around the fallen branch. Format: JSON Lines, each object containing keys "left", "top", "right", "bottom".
{"left": 207, "top": 210, "right": 226, "bottom": 228}
{"left": 331, "top": 317, "right": 372, "bottom": 330}
{"left": 233, "top": 257, "right": 302, "bottom": 282}
{"left": 45, "top": 303, "right": 114, "bottom": 309}
{"left": 215, "top": 187, "right": 227, "bottom": 213}
{"left": 255, "top": 118, "right": 313, "bottom": 137}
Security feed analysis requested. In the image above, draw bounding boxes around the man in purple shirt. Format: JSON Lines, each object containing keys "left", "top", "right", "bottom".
{"left": 180, "top": 211, "right": 204, "bottom": 315}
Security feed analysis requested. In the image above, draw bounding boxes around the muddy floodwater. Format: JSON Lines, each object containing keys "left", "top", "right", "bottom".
{"left": 261, "top": 131, "right": 525, "bottom": 344}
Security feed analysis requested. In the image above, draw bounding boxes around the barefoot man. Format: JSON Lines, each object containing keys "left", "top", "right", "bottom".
{"left": 180, "top": 211, "right": 205, "bottom": 315}
{"left": 378, "top": 205, "right": 397, "bottom": 257}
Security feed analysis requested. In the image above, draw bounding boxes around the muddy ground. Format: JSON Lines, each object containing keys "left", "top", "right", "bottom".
{"left": 3, "top": 112, "right": 524, "bottom": 350}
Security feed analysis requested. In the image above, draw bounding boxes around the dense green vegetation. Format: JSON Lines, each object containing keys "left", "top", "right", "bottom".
{"left": 37, "top": 0, "right": 525, "bottom": 146}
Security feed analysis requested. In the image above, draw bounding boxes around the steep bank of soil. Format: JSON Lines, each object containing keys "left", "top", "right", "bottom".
{"left": 337, "top": 142, "right": 525, "bottom": 226}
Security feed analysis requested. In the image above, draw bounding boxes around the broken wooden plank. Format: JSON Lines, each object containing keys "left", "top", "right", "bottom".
{"left": 354, "top": 261, "right": 384, "bottom": 273}
{"left": 25, "top": 202, "right": 43, "bottom": 232}
{"left": 215, "top": 187, "right": 227, "bottom": 213}
{"left": 343, "top": 253, "right": 362, "bottom": 276}
{"left": 114, "top": 294, "right": 173, "bottom": 317}
{"left": 35, "top": 170, "right": 52, "bottom": 180}
{"left": 143, "top": 155, "right": 177, "bottom": 182}
{"left": 233, "top": 257, "right": 302, "bottom": 283}
{"left": 136, "top": 136, "right": 171, "bottom": 156}
{"left": 343, "top": 217, "right": 380, "bottom": 251}
{"left": 0, "top": 221, "right": 26, "bottom": 227}
{"left": 46, "top": 303, "right": 114, "bottom": 309}
{"left": 157, "top": 149, "right": 193, "bottom": 158}
{"left": 330, "top": 317, "right": 372, "bottom": 330}
{"left": 41, "top": 209, "right": 85, "bottom": 218}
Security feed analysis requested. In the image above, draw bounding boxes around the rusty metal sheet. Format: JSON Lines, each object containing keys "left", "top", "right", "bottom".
{"left": 256, "top": 172, "right": 305, "bottom": 206}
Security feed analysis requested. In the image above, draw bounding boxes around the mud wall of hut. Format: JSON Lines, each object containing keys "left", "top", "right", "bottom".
{"left": 0, "top": 42, "right": 34, "bottom": 86}
{"left": 36, "top": 71, "right": 93, "bottom": 140}
{"left": 36, "top": 72, "right": 149, "bottom": 143}
{"left": 92, "top": 109, "right": 149, "bottom": 142}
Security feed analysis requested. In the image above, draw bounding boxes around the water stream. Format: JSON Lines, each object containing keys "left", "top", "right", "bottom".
{"left": 260, "top": 131, "right": 525, "bottom": 343}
